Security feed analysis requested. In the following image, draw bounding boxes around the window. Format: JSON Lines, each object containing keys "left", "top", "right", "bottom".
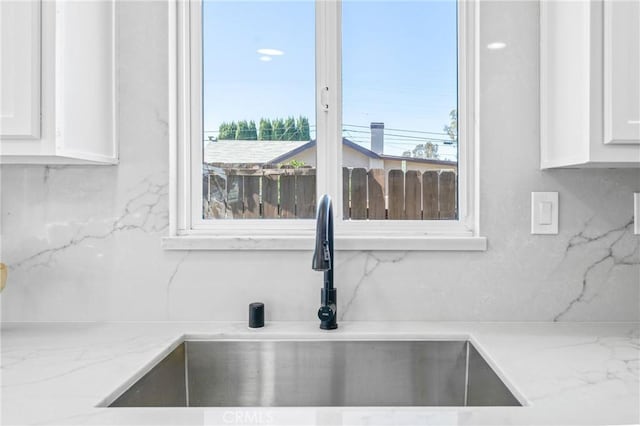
{"left": 341, "top": 1, "right": 459, "bottom": 221}
{"left": 201, "top": 1, "right": 317, "bottom": 220}
{"left": 167, "top": 0, "right": 484, "bottom": 250}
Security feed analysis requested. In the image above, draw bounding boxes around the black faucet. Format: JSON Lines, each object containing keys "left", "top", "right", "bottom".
{"left": 312, "top": 194, "right": 337, "bottom": 330}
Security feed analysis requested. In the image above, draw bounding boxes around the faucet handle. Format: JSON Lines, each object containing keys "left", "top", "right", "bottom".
{"left": 318, "top": 305, "right": 335, "bottom": 322}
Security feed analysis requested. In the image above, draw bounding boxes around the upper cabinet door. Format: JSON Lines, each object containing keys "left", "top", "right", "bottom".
{"left": 603, "top": 0, "right": 640, "bottom": 144}
{"left": 0, "top": 1, "right": 41, "bottom": 139}
{"left": 540, "top": 0, "right": 640, "bottom": 168}
{"left": 54, "top": 0, "right": 117, "bottom": 162}
{"left": 0, "top": 0, "right": 117, "bottom": 164}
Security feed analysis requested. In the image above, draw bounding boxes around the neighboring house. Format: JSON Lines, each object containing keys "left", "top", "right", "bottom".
{"left": 268, "top": 138, "right": 457, "bottom": 174}
{"left": 204, "top": 140, "right": 309, "bottom": 165}
{"left": 205, "top": 122, "right": 457, "bottom": 175}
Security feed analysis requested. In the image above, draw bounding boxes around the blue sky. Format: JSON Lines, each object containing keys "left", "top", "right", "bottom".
{"left": 202, "top": 1, "right": 458, "bottom": 159}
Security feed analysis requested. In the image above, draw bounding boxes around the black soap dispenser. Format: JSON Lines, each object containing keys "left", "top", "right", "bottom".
{"left": 248, "top": 302, "right": 264, "bottom": 328}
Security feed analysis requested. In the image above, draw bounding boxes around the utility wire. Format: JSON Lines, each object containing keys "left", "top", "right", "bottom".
{"left": 343, "top": 123, "right": 451, "bottom": 136}
{"left": 341, "top": 128, "right": 456, "bottom": 143}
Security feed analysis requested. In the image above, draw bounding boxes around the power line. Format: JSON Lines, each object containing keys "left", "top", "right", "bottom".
{"left": 206, "top": 123, "right": 450, "bottom": 136}
{"left": 341, "top": 128, "right": 456, "bottom": 143}
{"left": 204, "top": 131, "right": 456, "bottom": 145}
{"left": 204, "top": 127, "right": 317, "bottom": 135}
{"left": 343, "top": 123, "right": 451, "bottom": 137}
{"left": 347, "top": 139, "right": 457, "bottom": 150}
{"left": 204, "top": 126, "right": 456, "bottom": 144}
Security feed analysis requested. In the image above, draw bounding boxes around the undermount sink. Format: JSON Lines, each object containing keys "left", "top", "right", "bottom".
{"left": 103, "top": 339, "right": 521, "bottom": 407}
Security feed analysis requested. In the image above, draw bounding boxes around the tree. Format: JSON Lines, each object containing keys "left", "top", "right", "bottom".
{"left": 283, "top": 116, "right": 297, "bottom": 141}
{"left": 218, "top": 115, "right": 311, "bottom": 141}
{"left": 229, "top": 121, "right": 237, "bottom": 140}
{"left": 296, "top": 115, "right": 310, "bottom": 140}
{"left": 401, "top": 109, "right": 455, "bottom": 158}
{"left": 272, "top": 118, "right": 285, "bottom": 140}
{"left": 443, "top": 109, "right": 457, "bottom": 143}
{"left": 409, "top": 142, "right": 439, "bottom": 159}
{"left": 217, "top": 122, "right": 226, "bottom": 139}
{"left": 424, "top": 142, "right": 439, "bottom": 159}
{"left": 258, "top": 118, "right": 272, "bottom": 140}
{"left": 286, "top": 159, "right": 305, "bottom": 168}
{"left": 235, "top": 120, "right": 249, "bottom": 140}
{"left": 218, "top": 121, "right": 238, "bottom": 140}
{"left": 247, "top": 120, "right": 258, "bottom": 140}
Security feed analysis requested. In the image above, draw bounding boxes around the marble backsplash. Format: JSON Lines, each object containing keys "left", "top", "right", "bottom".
{"left": 1, "top": 1, "right": 638, "bottom": 322}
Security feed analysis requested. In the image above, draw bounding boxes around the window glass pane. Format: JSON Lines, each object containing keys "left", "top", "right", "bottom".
{"left": 342, "top": 0, "right": 458, "bottom": 220}
{"left": 202, "top": 1, "right": 316, "bottom": 220}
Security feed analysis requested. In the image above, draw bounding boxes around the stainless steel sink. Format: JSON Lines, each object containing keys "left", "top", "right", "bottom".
{"left": 104, "top": 340, "right": 521, "bottom": 407}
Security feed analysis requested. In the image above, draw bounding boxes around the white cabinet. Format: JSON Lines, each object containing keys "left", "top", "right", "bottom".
{"left": 0, "top": 1, "right": 40, "bottom": 139}
{"left": 603, "top": 0, "right": 640, "bottom": 145}
{"left": 0, "top": 1, "right": 117, "bottom": 165}
{"left": 540, "top": 0, "right": 640, "bottom": 169}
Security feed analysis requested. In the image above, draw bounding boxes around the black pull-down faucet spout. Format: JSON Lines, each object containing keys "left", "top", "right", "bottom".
{"left": 312, "top": 194, "right": 337, "bottom": 330}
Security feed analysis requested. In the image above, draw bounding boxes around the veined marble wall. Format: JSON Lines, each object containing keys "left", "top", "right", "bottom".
{"left": 1, "top": 1, "right": 638, "bottom": 322}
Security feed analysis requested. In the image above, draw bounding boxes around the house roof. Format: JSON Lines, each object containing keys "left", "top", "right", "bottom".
{"left": 378, "top": 153, "right": 457, "bottom": 166}
{"left": 204, "top": 138, "right": 457, "bottom": 167}
{"left": 268, "top": 138, "right": 382, "bottom": 163}
{"left": 204, "top": 140, "right": 308, "bottom": 164}
{"left": 271, "top": 138, "right": 457, "bottom": 166}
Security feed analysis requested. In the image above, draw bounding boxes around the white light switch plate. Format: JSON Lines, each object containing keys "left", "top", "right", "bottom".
{"left": 531, "top": 192, "right": 558, "bottom": 234}
{"left": 634, "top": 193, "right": 640, "bottom": 235}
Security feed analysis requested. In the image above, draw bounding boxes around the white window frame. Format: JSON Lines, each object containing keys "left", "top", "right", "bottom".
{"left": 164, "top": 0, "right": 485, "bottom": 251}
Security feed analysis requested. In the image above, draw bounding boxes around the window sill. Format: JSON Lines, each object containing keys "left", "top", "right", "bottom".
{"left": 161, "top": 235, "right": 487, "bottom": 251}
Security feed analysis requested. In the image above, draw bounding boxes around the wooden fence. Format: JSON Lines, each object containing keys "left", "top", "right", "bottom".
{"left": 204, "top": 167, "right": 457, "bottom": 220}
{"left": 343, "top": 168, "right": 457, "bottom": 220}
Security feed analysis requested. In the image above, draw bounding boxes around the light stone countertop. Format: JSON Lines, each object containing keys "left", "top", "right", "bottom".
{"left": 1, "top": 322, "right": 638, "bottom": 426}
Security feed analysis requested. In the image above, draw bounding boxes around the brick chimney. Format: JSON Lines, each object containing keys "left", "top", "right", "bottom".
{"left": 370, "top": 122, "right": 384, "bottom": 155}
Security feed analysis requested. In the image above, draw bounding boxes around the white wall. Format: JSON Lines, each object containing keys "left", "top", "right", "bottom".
{"left": 1, "top": 1, "right": 638, "bottom": 322}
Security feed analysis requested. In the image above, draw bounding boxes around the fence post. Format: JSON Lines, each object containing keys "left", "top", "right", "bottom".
{"left": 243, "top": 172, "right": 261, "bottom": 218}
{"left": 422, "top": 171, "right": 439, "bottom": 220}
{"left": 350, "top": 168, "right": 368, "bottom": 220}
{"left": 226, "top": 170, "right": 244, "bottom": 219}
{"left": 204, "top": 173, "right": 228, "bottom": 219}
{"left": 405, "top": 170, "right": 422, "bottom": 220}
{"left": 388, "top": 169, "right": 405, "bottom": 220}
{"left": 280, "top": 169, "right": 296, "bottom": 218}
{"left": 262, "top": 171, "right": 279, "bottom": 218}
{"left": 367, "top": 168, "right": 386, "bottom": 219}
{"left": 439, "top": 171, "right": 456, "bottom": 219}
{"left": 295, "top": 168, "right": 316, "bottom": 219}
{"left": 342, "top": 167, "right": 350, "bottom": 219}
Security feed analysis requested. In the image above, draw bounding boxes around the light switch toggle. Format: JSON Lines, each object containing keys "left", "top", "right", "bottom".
{"left": 531, "top": 192, "right": 559, "bottom": 234}
{"left": 539, "top": 202, "right": 553, "bottom": 225}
